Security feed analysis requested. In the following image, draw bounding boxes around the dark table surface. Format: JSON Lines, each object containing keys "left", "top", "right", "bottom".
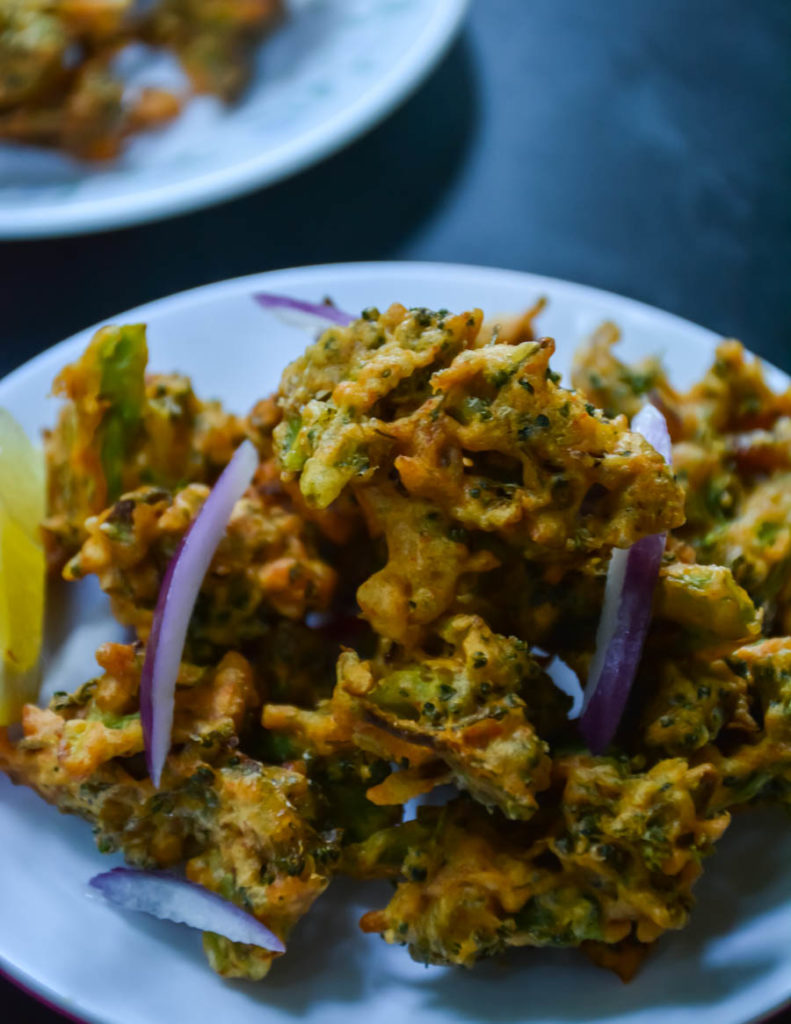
{"left": 1, "top": 1, "right": 790, "bottom": 1021}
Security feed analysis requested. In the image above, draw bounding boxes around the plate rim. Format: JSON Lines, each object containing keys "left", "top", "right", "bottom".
{"left": 0, "top": 259, "right": 724, "bottom": 400}
{"left": 2, "top": 259, "right": 790, "bottom": 1024}
{"left": 0, "top": 0, "right": 469, "bottom": 240}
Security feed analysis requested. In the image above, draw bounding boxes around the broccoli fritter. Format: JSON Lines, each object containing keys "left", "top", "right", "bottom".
{"left": 0, "top": 3, "right": 69, "bottom": 108}
{"left": 64, "top": 477, "right": 337, "bottom": 655}
{"left": 356, "top": 756, "right": 728, "bottom": 968}
{"left": 275, "top": 306, "right": 684, "bottom": 562}
{"left": 145, "top": 0, "right": 283, "bottom": 101}
{"left": 638, "top": 654, "right": 756, "bottom": 757}
{"left": 354, "top": 482, "right": 499, "bottom": 644}
{"left": 653, "top": 560, "right": 762, "bottom": 649}
{"left": 697, "top": 475, "right": 791, "bottom": 622}
{"left": 0, "top": 642, "right": 337, "bottom": 979}
{"left": 0, "top": 0, "right": 282, "bottom": 157}
{"left": 701, "top": 638, "right": 791, "bottom": 810}
{"left": 570, "top": 322, "right": 674, "bottom": 423}
{"left": 573, "top": 332, "right": 791, "bottom": 629}
{"left": 331, "top": 615, "right": 570, "bottom": 820}
{"left": 43, "top": 324, "right": 244, "bottom": 568}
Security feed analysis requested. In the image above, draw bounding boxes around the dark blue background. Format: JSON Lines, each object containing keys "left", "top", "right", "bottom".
{"left": 1, "top": 1, "right": 790, "bottom": 1020}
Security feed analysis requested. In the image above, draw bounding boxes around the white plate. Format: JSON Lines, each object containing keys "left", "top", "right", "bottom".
{"left": 1, "top": 262, "right": 790, "bottom": 1024}
{"left": 0, "top": 0, "right": 467, "bottom": 239}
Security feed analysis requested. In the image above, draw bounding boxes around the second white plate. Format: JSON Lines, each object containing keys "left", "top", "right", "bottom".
{"left": 0, "top": 0, "right": 468, "bottom": 238}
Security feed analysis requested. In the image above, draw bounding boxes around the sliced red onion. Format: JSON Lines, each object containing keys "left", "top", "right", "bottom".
{"left": 253, "top": 292, "right": 353, "bottom": 330}
{"left": 140, "top": 440, "right": 258, "bottom": 787}
{"left": 630, "top": 402, "right": 673, "bottom": 464}
{"left": 578, "top": 403, "right": 672, "bottom": 754}
{"left": 89, "top": 868, "right": 285, "bottom": 952}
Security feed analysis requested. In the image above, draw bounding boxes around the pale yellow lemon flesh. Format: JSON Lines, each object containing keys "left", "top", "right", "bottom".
{"left": 0, "top": 408, "right": 45, "bottom": 725}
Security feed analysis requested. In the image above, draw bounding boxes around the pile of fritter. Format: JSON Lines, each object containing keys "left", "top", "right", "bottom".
{"left": 0, "top": 0, "right": 283, "bottom": 158}
{"left": 2, "top": 303, "right": 790, "bottom": 982}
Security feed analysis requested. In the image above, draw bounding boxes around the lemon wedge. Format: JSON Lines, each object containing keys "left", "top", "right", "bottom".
{"left": 0, "top": 408, "right": 45, "bottom": 725}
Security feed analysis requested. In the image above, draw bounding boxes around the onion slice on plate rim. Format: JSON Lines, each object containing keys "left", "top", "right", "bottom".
{"left": 252, "top": 292, "right": 354, "bottom": 330}
{"left": 578, "top": 403, "right": 673, "bottom": 754}
{"left": 89, "top": 868, "right": 285, "bottom": 953}
{"left": 140, "top": 439, "right": 258, "bottom": 787}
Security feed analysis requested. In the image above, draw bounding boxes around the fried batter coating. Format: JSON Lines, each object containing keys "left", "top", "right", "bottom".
{"left": 0, "top": 3, "right": 69, "bottom": 108}
{"left": 573, "top": 333, "right": 791, "bottom": 439}
{"left": 695, "top": 638, "right": 791, "bottom": 810}
{"left": 145, "top": 0, "right": 283, "bottom": 100}
{"left": 573, "top": 332, "right": 791, "bottom": 625}
{"left": 275, "top": 305, "right": 482, "bottom": 509}
{"left": 475, "top": 296, "right": 546, "bottom": 347}
{"left": 393, "top": 336, "right": 682, "bottom": 554}
{"left": 275, "top": 306, "right": 683, "bottom": 648}
{"left": 653, "top": 561, "right": 762, "bottom": 648}
{"left": 0, "top": 0, "right": 282, "bottom": 157}
{"left": 679, "top": 375, "right": 791, "bottom": 630}
{"left": 570, "top": 322, "right": 674, "bottom": 422}
{"left": 0, "top": 30, "right": 180, "bottom": 159}
{"left": 0, "top": 642, "right": 337, "bottom": 980}
{"left": 355, "top": 482, "right": 499, "bottom": 644}
{"left": 678, "top": 341, "right": 791, "bottom": 437}
{"left": 0, "top": 642, "right": 258, "bottom": 850}
{"left": 638, "top": 654, "right": 756, "bottom": 757}
{"left": 64, "top": 479, "right": 337, "bottom": 653}
{"left": 276, "top": 306, "right": 684, "bottom": 562}
{"left": 43, "top": 324, "right": 244, "bottom": 568}
{"left": 331, "top": 614, "right": 570, "bottom": 820}
{"left": 357, "top": 756, "right": 727, "bottom": 968}
{"left": 697, "top": 474, "right": 791, "bottom": 623}
{"left": 260, "top": 700, "right": 402, "bottom": 844}
{"left": 184, "top": 758, "right": 334, "bottom": 980}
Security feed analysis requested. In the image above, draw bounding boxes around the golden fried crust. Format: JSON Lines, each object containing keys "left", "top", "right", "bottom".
{"left": 0, "top": 644, "right": 258, "bottom": 791}
{"left": 262, "top": 701, "right": 348, "bottom": 758}
{"left": 357, "top": 758, "right": 728, "bottom": 967}
{"left": 64, "top": 478, "right": 337, "bottom": 651}
{"left": 581, "top": 937, "right": 651, "bottom": 983}
{"left": 0, "top": 644, "right": 334, "bottom": 981}
{"left": 330, "top": 615, "right": 568, "bottom": 820}
{"left": 145, "top": 0, "right": 284, "bottom": 101}
{"left": 259, "top": 700, "right": 403, "bottom": 845}
{"left": 698, "top": 474, "right": 791, "bottom": 612}
{"left": 654, "top": 561, "right": 762, "bottom": 647}
{"left": 475, "top": 296, "right": 546, "bottom": 347}
{"left": 696, "top": 638, "right": 791, "bottom": 810}
{"left": 394, "top": 336, "right": 683, "bottom": 553}
{"left": 572, "top": 329, "right": 791, "bottom": 631}
{"left": 275, "top": 305, "right": 482, "bottom": 510}
{"left": 355, "top": 483, "right": 499, "bottom": 644}
{"left": 0, "top": 5, "right": 69, "bottom": 108}
{"left": 0, "top": 1, "right": 281, "bottom": 157}
{"left": 681, "top": 341, "right": 791, "bottom": 437}
{"left": 576, "top": 337, "right": 791, "bottom": 446}
{"left": 186, "top": 760, "right": 330, "bottom": 980}
{"left": 274, "top": 305, "right": 684, "bottom": 652}
{"left": 276, "top": 307, "right": 683, "bottom": 562}
{"left": 0, "top": 52, "right": 180, "bottom": 160}
{"left": 20, "top": 306, "right": 791, "bottom": 986}
{"left": 638, "top": 654, "right": 756, "bottom": 758}
{"left": 43, "top": 325, "right": 244, "bottom": 568}
{"left": 571, "top": 322, "right": 676, "bottom": 423}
